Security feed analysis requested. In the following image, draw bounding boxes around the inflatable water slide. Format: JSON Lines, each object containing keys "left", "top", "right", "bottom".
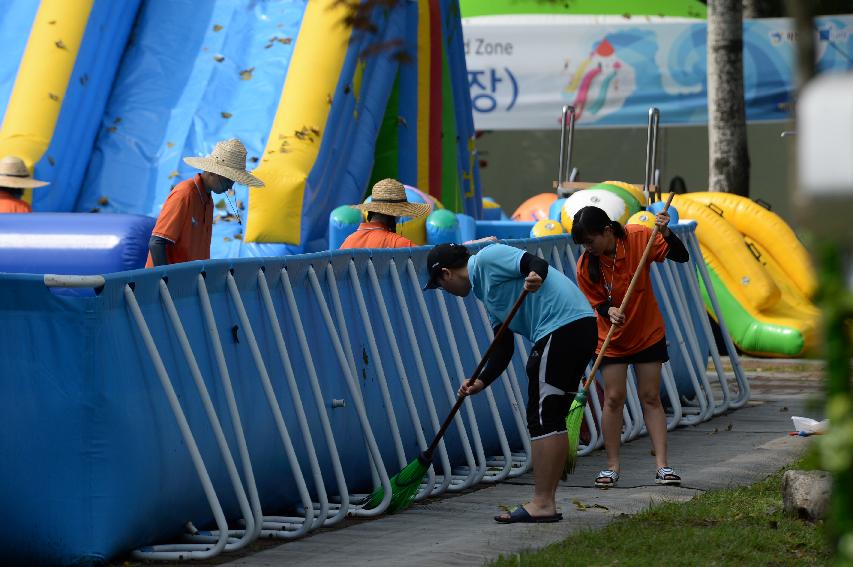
{"left": 0, "top": 0, "right": 481, "bottom": 259}
{"left": 671, "top": 192, "right": 820, "bottom": 357}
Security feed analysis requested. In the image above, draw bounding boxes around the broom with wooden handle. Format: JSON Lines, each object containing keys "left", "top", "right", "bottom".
{"left": 564, "top": 193, "right": 674, "bottom": 476}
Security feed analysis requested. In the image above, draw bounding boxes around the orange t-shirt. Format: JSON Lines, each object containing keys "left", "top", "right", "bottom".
{"left": 0, "top": 193, "right": 32, "bottom": 213}
{"left": 145, "top": 174, "right": 213, "bottom": 267}
{"left": 339, "top": 221, "right": 416, "bottom": 249}
{"left": 576, "top": 224, "right": 669, "bottom": 357}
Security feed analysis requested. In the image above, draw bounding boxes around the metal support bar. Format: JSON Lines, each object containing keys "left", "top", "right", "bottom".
{"left": 307, "top": 266, "right": 392, "bottom": 517}
{"left": 124, "top": 284, "right": 229, "bottom": 561}
{"left": 224, "top": 273, "right": 315, "bottom": 538}
{"left": 158, "top": 279, "right": 257, "bottom": 551}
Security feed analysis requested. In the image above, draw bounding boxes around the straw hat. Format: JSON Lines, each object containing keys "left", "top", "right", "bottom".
{"left": 352, "top": 178, "right": 431, "bottom": 218}
{"left": 0, "top": 156, "right": 49, "bottom": 189}
{"left": 183, "top": 138, "right": 264, "bottom": 187}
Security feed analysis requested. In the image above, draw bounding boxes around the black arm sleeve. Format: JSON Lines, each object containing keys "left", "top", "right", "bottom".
{"left": 148, "top": 236, "right": 171, "bottom": 267}
{"left": 664, "top": 231, "right": 689, "bottom": 263}
{"left": 476, "top": 325, "right": 515, "bottom": 387}
{"left": 520, "top": 252, "right": 549, "bottom": 281}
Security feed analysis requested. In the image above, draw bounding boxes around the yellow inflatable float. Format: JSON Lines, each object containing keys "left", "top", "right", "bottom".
{"left": 671, "top": 192, "right": 819, "bottom": 357}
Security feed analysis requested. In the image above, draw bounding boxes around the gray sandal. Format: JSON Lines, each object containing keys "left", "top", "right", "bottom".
{"left": 595, "top": 469, "right": 620, "bottom": 488}
{"left": 655, "top": 467, "right": 681, "bottom": 485}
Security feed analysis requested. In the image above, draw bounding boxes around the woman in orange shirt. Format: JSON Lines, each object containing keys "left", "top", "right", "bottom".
{"left": 572, "top": 205, "right": 689, "bottom": 488}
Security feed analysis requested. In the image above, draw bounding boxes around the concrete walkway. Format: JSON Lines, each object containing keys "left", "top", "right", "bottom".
{"left": 211, "top": 359, "right": 823, "bottom": 567}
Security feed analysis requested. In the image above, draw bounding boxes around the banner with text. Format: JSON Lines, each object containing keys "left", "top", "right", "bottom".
{"left": 462, "top": 15, "right": 853, "bottom": 129}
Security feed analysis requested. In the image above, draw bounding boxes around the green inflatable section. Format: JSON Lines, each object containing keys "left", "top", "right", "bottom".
{"left": 460, "top": 0, "right": 707, "bottom": 18}
{"left": 591, "top": 183, "right": 643, "bottom": 217}
{"left": 697, "top": 264, "right": 805, "bottom": 357}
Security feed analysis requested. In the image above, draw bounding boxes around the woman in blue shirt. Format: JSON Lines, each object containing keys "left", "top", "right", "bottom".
{"left": 425, "top": 242, "right": 597, "bottom": 524}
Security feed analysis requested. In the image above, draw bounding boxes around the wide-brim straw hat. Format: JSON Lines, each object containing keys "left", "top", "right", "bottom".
{"left": 0, "top": 156, "right": 49, "bottom": 189}
{"left": 183, "top": 138, "right": 265, "bottom": 187}
{"left": 352, "top": 178, "right": 431, "bottom": 218}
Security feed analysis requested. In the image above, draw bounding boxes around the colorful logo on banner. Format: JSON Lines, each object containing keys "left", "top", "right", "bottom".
{"left": 463, "top": 16, "right": 853, "bottom": 129}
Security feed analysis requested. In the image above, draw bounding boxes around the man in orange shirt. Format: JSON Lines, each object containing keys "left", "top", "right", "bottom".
{"left": 339, "top": 178, "right": 431, "bottom": 249}
{"left": 147, "top": 139, "right": 264, "bottom": 267}
{"left": 0, "top": 156, "right": 49, "bottom": 213}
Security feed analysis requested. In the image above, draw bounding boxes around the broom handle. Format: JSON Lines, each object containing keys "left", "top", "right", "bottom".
{"left": 426, "top": 288, "right": 529, "bottom": 458}
{"left": 579, "top": 192, "right": 674, "bottom": 392}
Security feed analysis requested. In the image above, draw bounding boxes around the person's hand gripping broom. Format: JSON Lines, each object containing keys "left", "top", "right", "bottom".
{"left": 564, "top": 193, "right": 675, "bottom": 477}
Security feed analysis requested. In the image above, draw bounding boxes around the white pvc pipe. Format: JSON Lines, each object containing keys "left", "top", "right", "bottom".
{"left": 257, "top": 269, "right": 330, "bottom": 528}
{"left": 196, "top": 274, "right": 263, "bottom": 540}
{"left": 124, "top": 284, "right": 229, "bottom": 561}
{"left": 307, "top": 266, "right": 392, "bottom": 517}
{"left": 158, "top": 279, "right": 257, "bottom": 550}
{"left": 279, "top": 268, "right": 350, "bottom": 526}
{"left": 224, "top": 273, "right": 315, "bottom": 537}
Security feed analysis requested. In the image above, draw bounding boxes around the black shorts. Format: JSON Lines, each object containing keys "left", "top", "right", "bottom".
{"left": 525, "top": 317, "right": 597, "bottom": 439}
{"left": 600, "top": 337, "right": 670, "bottom": 366}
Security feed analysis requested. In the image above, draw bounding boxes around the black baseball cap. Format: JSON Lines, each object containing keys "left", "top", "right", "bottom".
{"left": 424, "top": 243, "right": 470, "bottom": 289}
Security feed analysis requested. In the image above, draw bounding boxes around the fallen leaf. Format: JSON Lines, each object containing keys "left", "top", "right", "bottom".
{"left": 234, "top": 233, "right": 243, "bottom": 240}
{"left": 726, "top": 423, "right": 733, "bottom": 431}
{"left": 277, "top": 37, "right": 292, "bottom": 45}
{"left": 264, "top": 43, "right": 273, "bottom": 49}
{"left": 215, "top": 200, "right": 227, "bottom": 210}
{"left": 326, "top": 93, "right": 333, "bottom": 105}
{"left": 113, "top": 117, "right": 122, "bottom": 124}
{"left": 221, "top": 111, "right": 232, "bottom": 119}
{"left": 89, "top": 207, "right": 100, "bottom": 213}
{"left": 213, "top": 54, "right": 225, "bottom": 62}
{"left": 236, "top": 199, "right": 244, "bottom": 210}
{"left": 397, "top": 116, "right": 408, "bottom": 127}
{"left": 79, "top": 74, "right": 89, "bottom": 86}
{"left": 590, "top": 503, "right": 609, "bottom": 510}
{"left": 572, "top": 499, "right": 588, "bottom": 511}
{"left": 166, "top": 141, "right": 175, "bottom": 149}
{"left": 239, "top": 67, "right": 255, "bottom": 81}
{"left": 168, "top": 171, "right": 179, "bottom": 179}
{"left": 226, "top": 189, "right": 236, "bottom": 197}
{"left": 48, "top": 93, "right": 59, "bottom": 102}
{"left": 708, "top": 427, "right": 719, "bottom": 435}
{"left": 107, "top": 126, "right": 117, "bottom": 133}
{"left": 309, "top": 126, "right": 320, "bottom": 136}
{"left": 55, "top": 40, "right": 67, "bottom": 50}
{"left": 97, "top": 196, "right": 110, "bottom": 206}
{"left": 249, "top": 156, "right": 259, "bottom": 163}
{"left": 48, "top": 20, "right": 56, "bottom": 25}
{"left": 212, "top": 24, "right": 223, "bottom": 32}
{"left": 48, "top": 156, "right": 56, "bottom": 166}
{"left": 224, "top": 236, "right": 232, "bottom": 242}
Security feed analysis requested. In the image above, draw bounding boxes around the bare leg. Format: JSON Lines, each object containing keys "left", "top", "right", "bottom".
{"left": 601, "top": 363, "right": 629, "bottom": 473}
{"left": 635, "top": 361, "right": 669, "bottom": 469}
{"left": 495, "top": 433, "right": 566, "bottom": 519}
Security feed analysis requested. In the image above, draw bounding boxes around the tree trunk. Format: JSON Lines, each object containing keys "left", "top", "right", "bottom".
{"left": 707, "top": 0, "right": 750, "bottom": 196}
{"left": 742, "top": 0, "right": 784, "bottom": 18}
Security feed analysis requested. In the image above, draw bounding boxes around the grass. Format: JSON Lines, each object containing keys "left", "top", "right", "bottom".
{"left": 488, "top": 460, "right": 832, "bottom": 567}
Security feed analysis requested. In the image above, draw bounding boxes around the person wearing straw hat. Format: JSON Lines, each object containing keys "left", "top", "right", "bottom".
{"left": 0, "top": 156, "right": 49, "bottom": 213}
{"left": 339, "top": 178, "right": 431, "bottom": 250}
{"left": 147, "top": 138, "right": 264, "bottom": 267}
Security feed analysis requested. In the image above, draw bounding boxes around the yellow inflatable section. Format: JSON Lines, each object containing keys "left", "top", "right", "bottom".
{"left": 0, "top": 0, "right": 93, "bottom": 191}
{"left": 245, "top": 0, "right": 352, "bottom": 245}
{"left": 671, "top": 193, "right": 819, "bottom": 357}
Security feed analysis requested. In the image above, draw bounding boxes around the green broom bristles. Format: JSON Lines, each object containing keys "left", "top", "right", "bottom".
{"left": 364, "top": 453, "right": 430, "bottom": 514}
{"left": 563, "top": 389, "right": 588, "bottom": 479}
